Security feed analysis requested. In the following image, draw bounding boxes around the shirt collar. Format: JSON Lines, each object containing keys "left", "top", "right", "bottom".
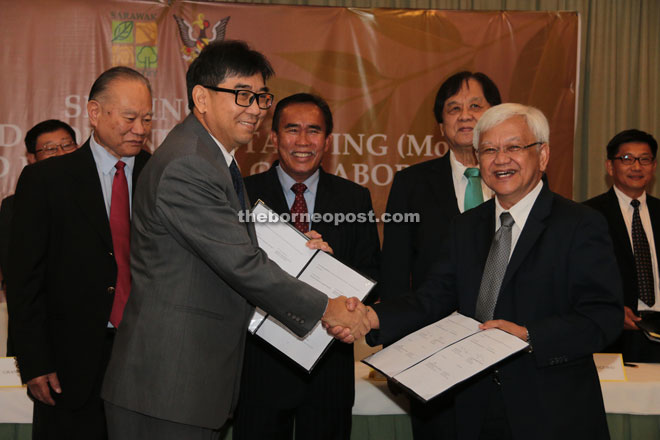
{"left": 89, "top": 132, "right": 135, "bottom": 175}
{"left": 276, "top": 164, "right": 320, "bottom": 196}
{"left": 494, "top": 180, "right": 543, "bottom": 229}
{"left": 208, "top": 134, "right": 236, "bottom": 168}
{"left": 613, "top": 184, "right": 646, "bottom": 208}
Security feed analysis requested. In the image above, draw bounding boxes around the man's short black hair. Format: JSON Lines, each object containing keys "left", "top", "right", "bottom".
{"left": 271, "top": 93, "right": 333, "bottom": 136}
{"left": 88, "top": 66, "right": 151, "bottom": 102}
{"left": 24, "top": 120, "right": 76, "bottom": 154}
{"left": 186, "top": 40, "right": 275, "bottom": 110}
{"left": 433, "top": 71, "right": 502, "bottom": 123}
{"left": 606, "top": 129, "right": 658, "bottom": 159}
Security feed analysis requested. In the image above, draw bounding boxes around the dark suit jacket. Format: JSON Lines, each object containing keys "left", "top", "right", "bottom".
{"left": 380, "top": 155, "right": 459, "bottom": 300}
{"left": 369, "top": 184, "right": 623, "bottom": 440}
{"left": 0, "top": 194, "right": 14, "bottom": 284}
{"left": 239, "top": 164, "right": 380, "bottom": 410}
{"left": 584, "top": 187, "right": 660, "bottom": 312}
{"left": 101, "top": 114, "right": 328, "bottom": 429}
{"left": 6, "top": 141, "right": 150, "bottom": 409}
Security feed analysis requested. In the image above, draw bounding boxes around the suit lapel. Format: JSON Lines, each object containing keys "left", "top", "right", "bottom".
{"left": 464, "top": 201, "right": 496, "bottom": 314}
{"left": 260, "top": 163, "right": 290, "bottom": 216}
{"left": 70, "top": 141, "right": 113, "bottom": 249}
{"left": 501, "top": 184, "right": 551, "bottom": 289}
{"left": 604, "top": 188, "right": 634, "bottom": 262}
{"left": 648, "top": 195, "right": 660, "bottom": 262}
{"left": 425, "top": 155, "right": 460, "bottom": 216}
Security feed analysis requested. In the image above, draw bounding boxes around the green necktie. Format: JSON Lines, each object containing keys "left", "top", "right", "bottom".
{"left": 464, "top": 167, "right": 484, "bottom": 211}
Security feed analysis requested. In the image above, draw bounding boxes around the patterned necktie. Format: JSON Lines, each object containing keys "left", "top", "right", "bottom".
{"left": 475, "top": 212, "right": 515, "bottom": 322}
{"left": 464, "top": 167, "right": 484, "bottom": 211}
{"left": 109, "top": 161, "right": 130, "bottom": 327}
{"left": 631, "top": 199, "right": 655, "bottom": 306}
{"left": 290, "top": 183, "right": 309, "bottom": 233}
{"left": 229, "top": 159, "right": 246, "bottom": 211}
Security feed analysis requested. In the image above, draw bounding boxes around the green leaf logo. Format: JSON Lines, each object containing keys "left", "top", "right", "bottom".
{"left": 112, "top": 21, "right": 134, "bottom": 43}
{"left": 136, "top": 46, "right": 158, "bottom": 69}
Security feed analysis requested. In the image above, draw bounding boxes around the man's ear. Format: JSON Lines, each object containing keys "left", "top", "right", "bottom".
{"left": 87, "top": 100, "right": 101, "bottom": 129}
{"left": 192, "top": 85, "right": 208, "bottom": 114}
{"left": 27, "top": 153, "right": 37, "bottom": 165}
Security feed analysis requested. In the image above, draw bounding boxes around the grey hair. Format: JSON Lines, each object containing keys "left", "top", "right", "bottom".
{"left": 473, "top": 103, "right": 549, "bottom": 149}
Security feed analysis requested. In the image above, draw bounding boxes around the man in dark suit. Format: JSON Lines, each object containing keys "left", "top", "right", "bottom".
{"left": 0, "top": 120, "right": 78, "bottom": 357}
{"left": 233, "top": 93, "right": 380, "bottom": 440}
{"left": 379, "top": 72, "right": 501, "bottom": 439}
{"left": 7, "top": 67, "right": 153, "bottom": 439}
{"left": 585, "top": 129, "right": 660, "bottom": 362}
{"left": 101, "top": 41, "right": 369, "bottom": 440}
{"left": 338, "top": 103, "right": 623, "bottom": 439}
{"left": 0, "top": 119, "right": 78, "bottom": 285}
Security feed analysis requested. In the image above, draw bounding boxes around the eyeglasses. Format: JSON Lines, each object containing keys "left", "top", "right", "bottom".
{"left": 203, "top": 86, "right": 274, "bottom": 110}
{"left": 612, "top": 154, "right": 655, "bottom": 166}
{"left": 35, "top": 142, "right": 77, "bottom": 156}
{"left": 477, "top": 142, "right": 542, "bottom": 157}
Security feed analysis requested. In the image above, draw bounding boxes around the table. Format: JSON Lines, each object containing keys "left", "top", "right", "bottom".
{"left": 2, "top": 362, "right": 659, "bottom": 439}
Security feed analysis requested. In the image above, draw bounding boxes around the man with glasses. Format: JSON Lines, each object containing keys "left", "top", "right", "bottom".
{"left": 336, "top": 103, "right": 622, "bottom": 439}
{"left": 101, "top": 41, "right": 369, "bottom": 440}
{"left": 0, "top": 120, "right": 78, "bottom": 284}
{"left": 7, "top": 67, "right": 152, "bottom": 439}
{"left": 585, "top": 129, "right": 660, "bottom": 362}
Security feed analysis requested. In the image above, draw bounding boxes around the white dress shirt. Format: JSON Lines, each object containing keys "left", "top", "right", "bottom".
{"left": 89, "top": 134, "right": 135, "bottom": 218}
{"left": 494, "top": 180, "right": 544, "bottom": 260}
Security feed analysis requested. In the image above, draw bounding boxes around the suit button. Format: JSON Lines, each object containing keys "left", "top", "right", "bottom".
{"left": 107, "top": 287, "right": 115, "bottom": 294}
{"left": 287, "top": 312, "right": 292, "bottom": 317}
{"left": 300, "top": 319, "right": 305, "bottom": 324}
{"left": 109, "top": 252, "right": 113, "bottom": 257}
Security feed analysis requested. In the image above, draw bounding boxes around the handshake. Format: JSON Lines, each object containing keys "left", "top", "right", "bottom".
{"left": 321, "top": 296, "right": 380, "bottom": 344}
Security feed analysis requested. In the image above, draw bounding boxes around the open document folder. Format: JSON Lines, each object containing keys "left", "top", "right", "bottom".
{"left": 362, "top": 313, "right": 528, "bottom": 402}
{"left": 247, "top": 200, "right": 376, "bottom": 372}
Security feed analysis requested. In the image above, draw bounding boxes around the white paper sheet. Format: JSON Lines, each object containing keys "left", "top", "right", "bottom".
{"left": 249, "top": 201, "right": 376, "bottom": 371}
{"left": 0, "top": 357, "right": 22, "bottom": 387}
{"left": 363, "top": 313, "right": 529, "bottom": 401}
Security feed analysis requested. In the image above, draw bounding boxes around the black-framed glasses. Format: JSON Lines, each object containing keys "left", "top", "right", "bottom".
{"left": 478, "top": 142, "right": 543, "bottom": 157}
{"left": 35, "top": 142, "right": 78, "bottom": 156}
{"left": 203, "top": 86, "right": 274, "bottom": 110}
{"left": 612, "top": 154, "right": 655, "bottom": 166}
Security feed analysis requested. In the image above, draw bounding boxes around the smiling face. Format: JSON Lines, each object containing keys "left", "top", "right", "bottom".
{"left": 31, "top": 128, "right": 77, "bottom": 163}
{"left": 88, "top": 78, "right": 152, "bottom": 158}
{"left": 478, "top": 116, "right": 549, "bottom": 209}
{"left": 607, "top": 142, "right": 657, "bottom": 199}
{"left": 273, "top": 102, "right": 330, "bottom": 182}
{"left": 440, "top": 79, "right": 491, "bottom": 150}
{"left": 192, "top": 73, "right": 268, "bottom": 151}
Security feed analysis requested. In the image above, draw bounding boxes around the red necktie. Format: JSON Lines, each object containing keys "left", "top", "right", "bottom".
{"left": 291, "top": 183, "right": 309, "bottom": 233}
{"left": 109, "top": 161, "right": 131, "bottom": 327}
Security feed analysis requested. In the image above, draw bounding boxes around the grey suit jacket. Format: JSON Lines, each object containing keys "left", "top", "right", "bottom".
{"left": 101, "top": 114, "right": 327, "bottom": 429}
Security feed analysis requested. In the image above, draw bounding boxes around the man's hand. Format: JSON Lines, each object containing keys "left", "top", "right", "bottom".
{"left": 322, "top": 296, "right": 370, "bottom": 342}
{"left": 623, "top": 306, "right": 641, "bottom": 330}
{"left": 305, "top": 230, "right": 333, "bottom": 255}
{"left": 27, "top": 372, "right": 61, "bottom": 406}
{"left": 480, "top": 319, "right": 528, "bottom": 341}
{"left": 325, "top": 297, "right": 380, "bottom": 343}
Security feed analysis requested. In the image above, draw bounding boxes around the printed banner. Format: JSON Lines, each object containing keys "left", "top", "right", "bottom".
{"left": 0, "top": 0, "right": 578, "bottom": 216}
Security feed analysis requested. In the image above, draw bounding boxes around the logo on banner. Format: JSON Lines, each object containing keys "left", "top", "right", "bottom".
{"left": 111, "top": 13, "right": 158, "bottom": 71}
{"left": 173, "top": 14, "right": 230, "bottom": 63}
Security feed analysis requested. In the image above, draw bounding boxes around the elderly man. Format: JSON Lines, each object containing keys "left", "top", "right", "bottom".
{"left": 342, "top": 103, "right": 623, "bottom": 439}
{"left": 234, "top": 93, "right": 380, "bottom": 440}
{"left": 379, "top": 71, "right": 501, "bottom": 439}
{"left": 101, "top": 42, "right": 368, "bottom": 440}
{"left": 585, "top": 129, "right": 660, "bottom": 362}
{"left": 7, "top": 67, "right": 152, "bottom": 439}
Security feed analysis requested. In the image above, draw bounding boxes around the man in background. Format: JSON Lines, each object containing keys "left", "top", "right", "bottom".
{"left": 7, "top": 67, "right": 152, "bottom": 439}
{"left": 234, "top": 93, "right": 380, "bottom": 440}
{"left": 0, "top": 119, "right": 78, "bottom": 284}
{"left": 585, "top": 129, "right": 660, "bottom": 362}
{"left": 379, "top": 71, "right": 501, "bottom": 439}
{"left": 0, "top": 119, "right": 77, "bottom": 357}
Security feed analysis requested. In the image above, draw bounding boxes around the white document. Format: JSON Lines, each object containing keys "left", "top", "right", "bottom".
{"left": 362, "top": 313, "right": 528, "bottom": 401}
{"left": 593, "top": 353, "right": 627, "bottom": 382}
{"left": 249, "top": 200, "right": 376, "bottom": 371}
{"left": 0, "top": 357, "right": 23, "bottom": 387}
